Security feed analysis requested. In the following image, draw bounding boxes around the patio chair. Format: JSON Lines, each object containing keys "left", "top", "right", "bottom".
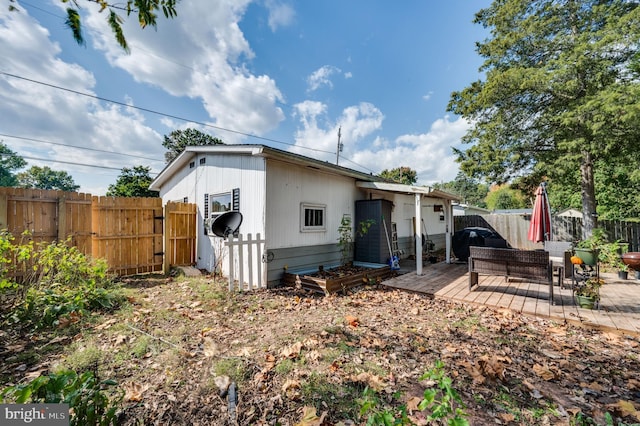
{"left": 543, "top": 241, "right": 573, "bottom": 288}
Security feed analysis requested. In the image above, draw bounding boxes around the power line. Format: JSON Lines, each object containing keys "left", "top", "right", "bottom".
{"left": 15, "top": 154, "right": 150, "bottom": 173}
{"left": 0, "top": 133, "right": 164, "bottom": 163}
{"left": 8, "top": 2, "right": 380, "bottom": 175}
{"left": 0, "top": 70, "right": 336, "bottom": 155}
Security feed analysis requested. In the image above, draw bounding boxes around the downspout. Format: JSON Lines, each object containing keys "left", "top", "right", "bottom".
{"left": 415, "top": 193, "right": 423, "bottom": 275}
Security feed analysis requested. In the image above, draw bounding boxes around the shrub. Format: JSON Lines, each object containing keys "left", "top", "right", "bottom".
{"left": 0, "top": 233, "right": 123, "bottom": 330}
{"left": 1, "top": 369, "right": 122, "bottom": 426}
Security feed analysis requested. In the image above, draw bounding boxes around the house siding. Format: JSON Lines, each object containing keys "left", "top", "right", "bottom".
{"left": 265, "top": 159, "right": 364, "bottom": 249}
{"left": 158, "top": 152, "right": 266, "bottom": 273}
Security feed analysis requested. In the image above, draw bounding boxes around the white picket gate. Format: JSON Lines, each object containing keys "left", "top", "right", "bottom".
{"left": 224, "top": 233, "right": 267, "bottom": 291}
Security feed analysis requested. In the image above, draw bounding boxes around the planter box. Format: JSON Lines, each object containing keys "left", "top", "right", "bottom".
{"left": 282, "top": 262, "right": 391, "bottom": 294}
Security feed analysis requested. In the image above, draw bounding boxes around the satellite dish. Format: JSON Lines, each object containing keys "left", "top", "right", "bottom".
{"left": 210, "top": 211, "right": 243, "bottom": 238}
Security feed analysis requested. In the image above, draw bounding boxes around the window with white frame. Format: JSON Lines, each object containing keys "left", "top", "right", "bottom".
{"left": 300, "top": 203, "right": 326, "bottom": 232}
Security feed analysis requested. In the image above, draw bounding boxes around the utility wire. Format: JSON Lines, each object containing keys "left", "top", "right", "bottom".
{"left": 10, "top": 2, "right": 379, "bottom": 175}
{"left": 0, "top": 70, "right": 336, "bottom": 155}
{"left": 0, "top": 133, "right": 164, "bottom": 163}
{"left": 16, "top": 154, "right": 151, "bottom": 173}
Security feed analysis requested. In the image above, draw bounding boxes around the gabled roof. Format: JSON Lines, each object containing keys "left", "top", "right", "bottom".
{"left": 149, "top": 144, "right": 460, "bottom": 202}
{"left": 149, "top": 144, "right": 382, "bottom": 191}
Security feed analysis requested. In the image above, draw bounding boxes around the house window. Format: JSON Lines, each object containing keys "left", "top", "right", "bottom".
{"left": 183, "top": 197, "right": 188, "bottom": 203}
{"left": 189, "top": 161, "right": 195, "bottom": 169}
{"left": 300, "top": 203, "right": 326, "bottom": 232}
{"left": 199, "top": 158, "right": 206, "bottom": 165}
{"left": 209, "top": 192, "right": 232, "bottom": 218}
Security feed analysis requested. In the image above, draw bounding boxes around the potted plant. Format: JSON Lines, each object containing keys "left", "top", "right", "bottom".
{"left": 574, "top": 228, "right": 607, "bottom": 266}
{"left": 618, "top": 263, "right": 629, "bottom": 280}
{"left": 575, "top": 276, "right": 604, "bottom": 309}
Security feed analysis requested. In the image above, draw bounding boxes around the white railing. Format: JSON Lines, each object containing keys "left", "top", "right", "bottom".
{"left": 224, "top": 233, "right": 267, "bottom": 291}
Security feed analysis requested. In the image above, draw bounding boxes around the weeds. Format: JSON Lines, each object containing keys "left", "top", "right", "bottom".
{"left": 0, "top": 234, "right": 124, "bottom": 330}
{"left": 1, "top": 369, "right": 123, "bottom": 426}
{"left": 357, "top": 360, "right": 469, "bottom": 425}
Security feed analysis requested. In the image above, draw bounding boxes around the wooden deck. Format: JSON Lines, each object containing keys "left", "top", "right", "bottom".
{"left": 383, "top": 261, "right": 640, "bottom": 336}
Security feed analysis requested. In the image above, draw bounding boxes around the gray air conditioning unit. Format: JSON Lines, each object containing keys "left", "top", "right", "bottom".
{"left": 205, "top": 211, "right": 243, "bottom": 239}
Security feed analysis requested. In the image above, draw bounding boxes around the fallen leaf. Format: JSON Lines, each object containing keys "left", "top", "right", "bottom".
{"left": 123, "top": 381, "right": 149, "bottom": 402}
{"left": 345, "top": 315, "right": 359, "bottom": 327}
{"left": 281, "top": 341, "right": 303, "bottom": 359}
{"left": 406, "top": 396, "right": 422, "bottom": 412}
{"left": 533, "top": 364, "right": 556, "bottom": 381}
{"left": 612, "top": 400, "right": 640, "bottom": 421}
{"left": 282, "top": 379, "right": 301, "bottom": 399}
{"left": 305, "top": 350, "right": 321, "bottom": 362}
{"left": 214, "top": 376, "right": 231, "bottom": 395}
{"left": 294, "top": 406, "right": 327, "bottom": 426}
{"left": 350, "top": 372, "right": 385, "bottom": 391}
{"left": 499, "top": 413, "right": 516, "bottom": 423}
{"left": 203, "top": 337, "right": 219, "bottom": 357}
{"left": 94, "top": 318, "right": 118, "bottom": 330}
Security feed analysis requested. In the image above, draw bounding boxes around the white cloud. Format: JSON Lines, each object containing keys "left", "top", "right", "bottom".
{"left": 307, "top": 65, "right": 341, "bottom": 92}
{"left": 291, "top": 101, "right": 383, "bottom": 163}
{"left": 75, "top": 0, "right": 285, "bottom": 141}
{"left": 265, "top": 0, "right": 295, "bottom": 31}
{"left": 352, "top": 116, "right": 472, "bottom": 185}
{"left": 423, "top": 91, "right": 434, "bottom": 101}
{"left": 344, "top": 72, "right": 353, "bottom": 79}
{"left": 0, "top": 6, "right": 164, "bottom": 194}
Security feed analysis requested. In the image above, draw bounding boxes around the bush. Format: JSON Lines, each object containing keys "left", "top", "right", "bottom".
{"left": 0, "top": 233, "right": 123, "bottom": 329}
{"left": 1, "top": 369, "right": 122, "bottom": 426}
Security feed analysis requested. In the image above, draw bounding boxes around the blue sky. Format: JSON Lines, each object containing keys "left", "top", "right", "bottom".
{"left": 0, "top": 0, "right": 489, "bottom": 195}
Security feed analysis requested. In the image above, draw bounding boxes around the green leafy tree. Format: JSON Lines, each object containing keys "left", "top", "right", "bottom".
{"left": 379, "top": 166, "right": 418, "bottom": 185}
{"left": 8, "top": 0, "right": 178, "bottom": 52}
{"left": 162, "top": 128, "right": 225, "bottom": 163}
{"left": 448, "top": 0, "right": 640, "bottom": 238}
{"left": 485, "top": 185, "right": 526, "bottom": 211}
{"left": 0, "top": 142, "right": 26, "bottom": 187}
{"left": 16, "top": 166, "right": 79, "bottom": 192}
{"left": 594, "top": 159, "right": 640, "bottom": 220}
{"left": 107, "top": 165, "right": 158, "bottom": 197}
{"left": 434, "top": 172, "right": 489, "bottom": 208}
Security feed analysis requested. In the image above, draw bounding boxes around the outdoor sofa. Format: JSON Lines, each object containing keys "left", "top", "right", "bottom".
{"left": 468, "top": 246, "right": 555, "bottom": 305}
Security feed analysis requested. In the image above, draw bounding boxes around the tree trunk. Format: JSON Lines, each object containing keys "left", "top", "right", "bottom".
{"left": 580, "top": 150, "right": 597, "bottom": 239}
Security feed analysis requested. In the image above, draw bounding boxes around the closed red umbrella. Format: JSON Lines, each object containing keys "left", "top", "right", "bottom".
{"left": 528, "top": 183, "right": 552, "bottom": 243}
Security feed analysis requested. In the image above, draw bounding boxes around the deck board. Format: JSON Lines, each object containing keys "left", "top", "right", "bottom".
{"left": 384, "top": 261, "right": 640, "bottom": 336}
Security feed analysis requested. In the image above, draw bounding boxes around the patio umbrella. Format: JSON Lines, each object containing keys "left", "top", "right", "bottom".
{"left": 527, "top": 182, "right": 552, "bottom": 243}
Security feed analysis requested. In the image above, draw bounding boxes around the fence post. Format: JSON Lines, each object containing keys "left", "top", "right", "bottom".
{"left": 57, "top": 195, "right": 66, "bottom": 243}
{"left": 163, "top": 202, "right": 173, "bottom": 276}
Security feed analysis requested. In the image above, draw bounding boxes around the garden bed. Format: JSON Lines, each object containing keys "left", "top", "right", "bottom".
{"left": 282, "top": 262, "right": 392, "bottom": 294}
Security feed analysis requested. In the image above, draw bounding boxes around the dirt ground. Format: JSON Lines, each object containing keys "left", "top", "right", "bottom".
{"left": 2, "top": 272, "right": 640, "bottom": 425}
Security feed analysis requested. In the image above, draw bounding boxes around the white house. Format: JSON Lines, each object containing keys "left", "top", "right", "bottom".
{"left": 149, "top": 145, "right": 461, "bottom": 287}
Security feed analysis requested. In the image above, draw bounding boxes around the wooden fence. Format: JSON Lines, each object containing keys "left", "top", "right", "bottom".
{"left": 455, "top": 214, "right": 640, "bottom": 252}
{"left": 0, "top": 187, "right": 196, "bottom": 276}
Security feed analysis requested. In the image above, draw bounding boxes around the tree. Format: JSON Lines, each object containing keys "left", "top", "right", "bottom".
{"left": 379, "top": 167, "right": 418, "bottom": 185}
{"left": 16, "top": 166, "right": 79, "bottom": 191}
{"left": 9, "top": 0, "right": 178, "bottom": 52}
{"left": 448, "top": 0, "right": 640, "bottom": 238}
{"left": 0, "top": 142, "right": 26, "bottom": 187}
{"left": 433, "top": 172, "right": 489, "bottom": 208}
{"left": 107, "top": 166, "right": 158, "bottom": 197}
{"left": 485, "top": 185, "right": 526, "bottom": 211}
{"left": 162, "top": 129, "right": 225, "bottom": 163}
